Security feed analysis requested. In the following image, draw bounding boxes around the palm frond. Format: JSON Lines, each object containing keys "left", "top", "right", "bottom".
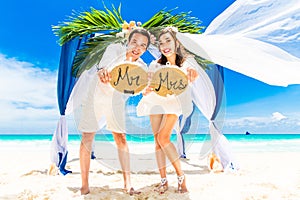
{"left": 142, "top": 8, "right": 205, "bottom": 33}
{"left": 52, "top": 5, "right": 123, "bottom": 45}
{"left": 53, "top": 5, "right": 211, "bottom": 75}
{"left": 72, "top": 34, "right": 125, "bottom": 77}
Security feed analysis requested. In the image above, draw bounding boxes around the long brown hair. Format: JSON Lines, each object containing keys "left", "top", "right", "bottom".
{"left": 157, "top": 28, "right": 187, "bottom": 67}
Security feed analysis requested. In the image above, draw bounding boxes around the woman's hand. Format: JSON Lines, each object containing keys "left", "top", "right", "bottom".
{"left": 98, "top": 68, "right": 111, "bottom": 83}
{"left": 147, "top": 71, "right": 154, "bottom": 81}
{"left": 142, "top": 72, "right": 155, "bottom": 96}
{"left": 187, "top": 67, "right": 198, "bottom": 83}
{"left": 142, "top": 85, "right": 154, "bottom": 96}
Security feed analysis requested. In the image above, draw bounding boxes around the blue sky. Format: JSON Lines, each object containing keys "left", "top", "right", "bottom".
{"left": 0, "top": 0, "right": 299, "bottom": 134}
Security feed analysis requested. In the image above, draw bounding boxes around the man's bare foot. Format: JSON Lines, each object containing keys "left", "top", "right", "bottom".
{"left": 123, "top": 187, "right": 141, "bottom": 195}
{"left": 80, "top": 187, "right": 90, "bottom": 195}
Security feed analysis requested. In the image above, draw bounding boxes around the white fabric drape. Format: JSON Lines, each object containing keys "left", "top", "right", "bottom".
{"left": 65, "top": 67, "right": 96, "bottom": 115}
{"left": 175, "top": 121, "right": 184, "bottom": 157}
{"left": 205, "top": 0, "right": 300, "bottom": 60}
{"left": 190, "top": 66, "right": 238, "bottom": 170}
{"left": 175, "top": 0, "right": 300, "bottom": 169}
{"left": 176, "top": 0, "right": 300, "bottom": 87}
{"left": 176, "top": 33, "right": 300, "bottom": 87}
{"left": 50, "top": 116, "right": 68, "bottom": 167}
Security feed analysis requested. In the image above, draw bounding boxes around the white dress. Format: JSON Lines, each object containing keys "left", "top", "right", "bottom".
{"left": 137, "top": 57, "right": 199, "bottom": 117}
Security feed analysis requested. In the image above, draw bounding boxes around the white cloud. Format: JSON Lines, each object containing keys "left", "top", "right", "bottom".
{"left": 0, "top": 54, "right": 59, "bottom": 133}
{"left": 224, "top": 113, "right": 300, "bottom": 133}
{"left": 224, "top": 87, "right": 300, "bottom": 133}
{"left": 271, "top": 112, "right": 287, "bottom": 121}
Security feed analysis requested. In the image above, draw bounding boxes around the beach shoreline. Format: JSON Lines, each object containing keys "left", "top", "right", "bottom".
{"left": 0, "top": 138, "right": 300, "bottom": 199}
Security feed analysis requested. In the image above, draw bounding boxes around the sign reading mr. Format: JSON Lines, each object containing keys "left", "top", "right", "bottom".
{"left": 110, "top": 63, "right": 148, "bottom": 95}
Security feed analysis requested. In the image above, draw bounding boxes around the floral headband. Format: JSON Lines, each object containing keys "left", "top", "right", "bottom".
{"left": 163, "top": 26, "right": 178, "bottom": 33}
{"left": 116, "top": 21, "right": 157, "bottom": 45}
{"left": 116, "top": 21, "right": 142, "bottom": 39}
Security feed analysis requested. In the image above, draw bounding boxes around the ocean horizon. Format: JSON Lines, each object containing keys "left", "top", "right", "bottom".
{"left": 1, "top": 133, "right": 299, "bottom": 142}
{"left": 1, "top": 133, "right": 300, "bottom": 154}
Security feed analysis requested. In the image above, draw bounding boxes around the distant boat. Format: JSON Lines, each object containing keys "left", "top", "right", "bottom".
{"left": 245, "top": 131, "right": 251, "bottom": 135}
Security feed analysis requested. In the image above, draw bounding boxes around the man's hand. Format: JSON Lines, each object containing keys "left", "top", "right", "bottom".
{"left": 98, "top": 68, "right": 111, "bottom": 83}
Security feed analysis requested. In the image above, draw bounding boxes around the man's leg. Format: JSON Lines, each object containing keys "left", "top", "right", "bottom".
{"left": 112, "top": 132, "right": 131, "bottom": 191}
{"left": 80, "top": 132, "right": 96, "bottom": 195}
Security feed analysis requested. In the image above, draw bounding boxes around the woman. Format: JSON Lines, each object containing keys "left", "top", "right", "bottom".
{"left": 137, "top": 27, "right": 199, "bottom": 193}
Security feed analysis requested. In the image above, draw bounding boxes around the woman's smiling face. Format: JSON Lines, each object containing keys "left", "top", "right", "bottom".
{"left": 159, "top": 32, "right": 177, "bottom": 58}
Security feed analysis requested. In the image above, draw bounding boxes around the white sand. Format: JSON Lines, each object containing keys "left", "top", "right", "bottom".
{"left": 0, "top": 140, "right": 300, "bottom": 200}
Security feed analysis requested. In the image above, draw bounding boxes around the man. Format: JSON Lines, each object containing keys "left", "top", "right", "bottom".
{"left": 77, "top": 28, "right": 151, "bottom": 195}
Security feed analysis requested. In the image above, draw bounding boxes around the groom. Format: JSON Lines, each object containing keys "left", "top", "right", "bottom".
{"left": 79, "top": 28, "right": 151, "bottom": 195}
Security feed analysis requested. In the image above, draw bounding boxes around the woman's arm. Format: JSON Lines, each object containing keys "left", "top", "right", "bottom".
{"left": 182, "top": 57, "right": 199, "bottom": 82}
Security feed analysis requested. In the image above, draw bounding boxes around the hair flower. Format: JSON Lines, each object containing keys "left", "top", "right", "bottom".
{"left": 117, "top": 20, "right": 140, "bottom": 39}
{"left": 165, "top": 26, "right": 178, "bottom": 33}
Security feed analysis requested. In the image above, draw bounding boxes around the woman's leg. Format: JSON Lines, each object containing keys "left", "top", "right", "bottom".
{"left": 156, "top": 114, "right": 188, "bottom": 193}
{"left": 150, "top": 114, "right": 168, "bottom": 193}
{"left": 150, "top": 114, "right": 167, "bottom": 179}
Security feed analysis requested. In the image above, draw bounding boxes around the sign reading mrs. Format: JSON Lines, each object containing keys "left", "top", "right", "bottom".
{"left": 110, "top": 63, "right": 148, "bottom": 95}
{"left": 150, "top": 67, "right": 188, "bottom": 97}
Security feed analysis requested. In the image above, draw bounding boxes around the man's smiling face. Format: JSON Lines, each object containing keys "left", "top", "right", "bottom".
{"left": 126, "top": 33, "right": 148, "bottom": 61}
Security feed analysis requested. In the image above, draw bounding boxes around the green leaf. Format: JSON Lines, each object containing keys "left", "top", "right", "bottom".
{"left": 52, "top": 5, "right": 123, "bottom": 45}
{"left": 52, "top": 5, "right": 212, "bottom": 75}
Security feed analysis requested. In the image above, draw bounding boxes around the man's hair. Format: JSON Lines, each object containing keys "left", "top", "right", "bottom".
{"left": 128, "top": 28, "right": 151, "bottom": 48}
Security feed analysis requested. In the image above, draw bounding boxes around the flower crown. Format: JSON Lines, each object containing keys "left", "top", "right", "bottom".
{"left": 116, "top": 21, "right": 157, "bottom": 45}
{"left": 163, "top": 26, "right": 178, "bottom": 33}
{"left": 116, "top": 21, "right": 142, "bottom": 39}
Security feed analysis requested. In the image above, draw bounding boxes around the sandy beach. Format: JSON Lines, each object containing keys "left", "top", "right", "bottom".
{"left": 0, "top": 139, "right": 300, "bottom": 200}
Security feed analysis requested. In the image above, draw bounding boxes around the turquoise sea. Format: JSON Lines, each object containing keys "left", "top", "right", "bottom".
{"left": 0, "top": 133, "right": 299, "bottom": 142}
{"left": 1, "top": 134, "right": 300, "bottom": 153}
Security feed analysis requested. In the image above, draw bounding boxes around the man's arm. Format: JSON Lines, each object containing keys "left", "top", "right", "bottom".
{"left": 97, "top": 43, "right": 123, "bottom": 70}
{"left": 97, "top": 43, "right": 123, "bottom": 83}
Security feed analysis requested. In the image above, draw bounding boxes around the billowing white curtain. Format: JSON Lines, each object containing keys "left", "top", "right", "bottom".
{"left": 177, "top": 0, "right": 300, "bottom": 87}
{"left": 177, "top": 33, "right": 300, "bottom": 87}
{"left": 190, "top": 66, "right": 238, "bottom": 170}
{"left": 176, "top": 0, "right": 300, "bottom": 170}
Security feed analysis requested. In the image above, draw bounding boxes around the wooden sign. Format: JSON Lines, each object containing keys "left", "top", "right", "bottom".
{"left": 110, "top": 63, "right": 148, "bottom": 95}
{"left": 149, "top": 67, "right": 188, "bottom": 97}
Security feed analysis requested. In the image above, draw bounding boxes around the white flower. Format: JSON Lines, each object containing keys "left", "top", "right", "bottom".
{"left": 116, "top": 31, "right": 125, "bottom": 38}
{"left": 165, "top": 26, "right": 178, "bottom": 33}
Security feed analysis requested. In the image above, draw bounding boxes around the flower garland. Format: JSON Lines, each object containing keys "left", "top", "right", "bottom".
{"left": 116, "top": 21, "right": 142, "bottom": 39}
{"left": 53, "top": 5, "right": 208, "bottom": 76}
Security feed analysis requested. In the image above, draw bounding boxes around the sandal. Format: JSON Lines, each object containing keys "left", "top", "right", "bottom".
{"left": 177, "top": 174, "right": 188, "bottom": 193}
{"left": 154, "top": 177, "right": 168, "bottom": 194}
{"left": 124, "top": 187, "right": 141, "bottom": 196}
